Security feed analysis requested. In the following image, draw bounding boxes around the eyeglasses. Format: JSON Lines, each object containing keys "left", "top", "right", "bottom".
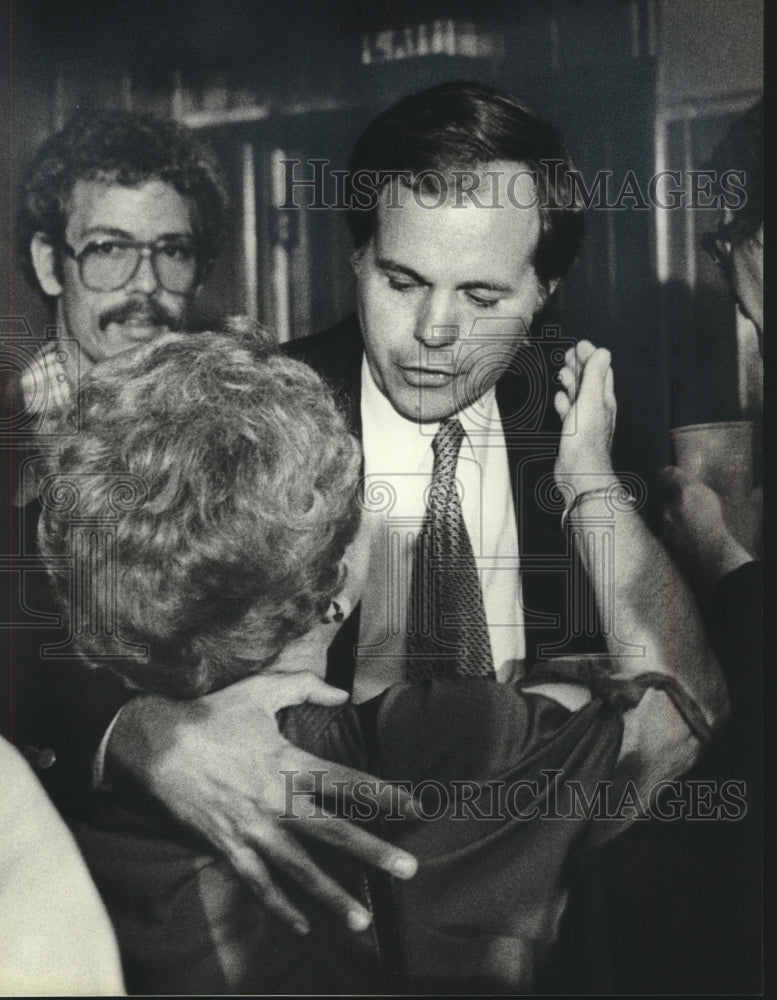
{"left": 57, "top": 237, "right": 202, "bottom": 294}
{"left": 700, "top": 218, "right": 762, "bottom": 269}
{"left": 701, "top": 221, "right": 736, "bottom": 268}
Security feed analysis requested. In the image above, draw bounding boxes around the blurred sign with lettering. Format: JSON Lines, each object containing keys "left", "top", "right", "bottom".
{"left": 360, "top": 20, "right": 501, "bottom": 64}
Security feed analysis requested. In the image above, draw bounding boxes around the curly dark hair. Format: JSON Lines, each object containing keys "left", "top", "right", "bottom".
{"left": 17, "top": 109, "right": 229, "bottom": 294}
{"left": 38, "top": 330, "right": 362, "bottom": 698}
{"left": 346, "top": 81, "right": 584, "bottom": 286}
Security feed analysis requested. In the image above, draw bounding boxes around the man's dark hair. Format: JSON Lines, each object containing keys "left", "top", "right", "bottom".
{"left": 346, "top": 81, "right": 584, "bottom": 285}
{"left": 17, "top": 109, "right": 229, "bottom": 291}
{"left": 710, "top": 98, "right": 763, "bottom": 237}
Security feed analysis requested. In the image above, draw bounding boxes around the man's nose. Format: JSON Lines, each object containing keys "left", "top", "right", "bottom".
{"left": 413, "top": 291, "right": 460, "bottom": 346}
{"left": 126, "top": 248, "right": 159, "bottom": 295}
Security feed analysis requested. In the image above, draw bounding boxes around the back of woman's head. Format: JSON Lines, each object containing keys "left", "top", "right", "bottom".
{"left": 38, "top": 329, "right": 362, "bottom": 696}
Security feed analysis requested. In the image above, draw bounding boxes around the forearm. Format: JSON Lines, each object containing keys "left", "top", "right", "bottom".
{"left": 567, "top": 478, "right": 728, "bottom": 731}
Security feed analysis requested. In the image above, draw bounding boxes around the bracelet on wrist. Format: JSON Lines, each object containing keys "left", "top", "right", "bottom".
{"left": 561, "top": 483, "right": 625, "bottom": 532}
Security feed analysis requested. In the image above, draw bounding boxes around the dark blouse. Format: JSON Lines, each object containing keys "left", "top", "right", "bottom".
{"left": 73, "top": 662, "right": 706, "bottom": 995}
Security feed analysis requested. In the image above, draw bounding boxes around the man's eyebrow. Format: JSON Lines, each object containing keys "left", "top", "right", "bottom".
{"left": 153, "top": 231, "right": 196, "bottom": 242}
{"left": 78, "top": 227, "right": 194, "bottom": 241}
{"left": 375, "top": 257, "right": 514, "bottom": 294}
{"left": 458, "top": 279, "right": 514, "bottom": 294}
{"left": 78, "top": 227, "right": 134, "bottom": 240}
{"left": 375, "top": 257, "right": 429, "bottom": 284}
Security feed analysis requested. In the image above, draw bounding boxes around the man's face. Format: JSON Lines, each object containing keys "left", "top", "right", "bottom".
{"left": 51, "top": 179, "right": 197, "bottom": 365}
{"left": 354, "top": 162, "right": 549, "bottom": 422}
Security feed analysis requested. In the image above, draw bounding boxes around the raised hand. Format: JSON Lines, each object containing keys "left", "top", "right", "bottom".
{"left": 107, "top": 670, "right": 417, "bottom": 937}
{"left": 553, "top": 340, "right": 617, "bottom": 494}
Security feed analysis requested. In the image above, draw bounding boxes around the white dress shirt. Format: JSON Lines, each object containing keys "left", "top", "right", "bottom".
{"left": 353, "top": 359, "right": 525, "bottom": 703}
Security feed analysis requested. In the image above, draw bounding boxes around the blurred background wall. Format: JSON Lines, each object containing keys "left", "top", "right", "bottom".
{"left": 1, "top": 0, "right": 763, "bottom": 490}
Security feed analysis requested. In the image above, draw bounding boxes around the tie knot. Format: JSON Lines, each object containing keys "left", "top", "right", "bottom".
{"left": 429, "top": 417, "right": 465, "bottom": 491}
{"left": 432, "top": 416, "right": 465, "bottom": 461}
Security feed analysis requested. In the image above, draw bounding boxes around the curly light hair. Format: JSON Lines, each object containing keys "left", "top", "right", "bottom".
{"left": 38, "top": 330, "right": 362, "bottom": 697}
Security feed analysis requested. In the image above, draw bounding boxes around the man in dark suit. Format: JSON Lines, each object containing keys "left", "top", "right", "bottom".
{"left": 100, "top": 82, "right": 618, "bottom": 932}
{"left": 286, "top": 83, "right": 601, "bottom": 701}
{"left": 11, "top": 84, "right": 612, "bottom": 936}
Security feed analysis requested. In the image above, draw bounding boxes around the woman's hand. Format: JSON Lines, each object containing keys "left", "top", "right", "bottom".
{"left": 553, "top": 340, "right": 617, "bottom": 495}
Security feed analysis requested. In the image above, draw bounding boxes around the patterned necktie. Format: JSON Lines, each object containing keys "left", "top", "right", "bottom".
{"left": 406, "top": 417, "right": 496, "bottom": 683}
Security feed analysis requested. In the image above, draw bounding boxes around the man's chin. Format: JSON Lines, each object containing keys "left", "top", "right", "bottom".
{"left": 385, "top": 383, "right": 468, "bottom": 424}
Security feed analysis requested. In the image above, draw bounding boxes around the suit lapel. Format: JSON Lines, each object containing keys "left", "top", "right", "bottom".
{"left": 283, "top": 315, "right": 364, "bottom": 438}
{"left": 496, "top": 341, "right": 570, "bottom": 666}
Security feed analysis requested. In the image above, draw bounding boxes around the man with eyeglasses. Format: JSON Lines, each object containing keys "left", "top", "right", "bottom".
{"left": 647, "top": 99, "right": 763, "bottom": 994}
{"left": 3, "top": 110, "right": 226, "bottom": 802}
{"left": 702, "top": 216, "right": 764, "bottom": 334}
{"left": 699, "top": 119, "right": 763, "bottom": 353}
{"left": 661, "top": 100, "right": 762, "bottom": 648}
{"left": 15, "top": 110, "right": 223, "bottom": 400}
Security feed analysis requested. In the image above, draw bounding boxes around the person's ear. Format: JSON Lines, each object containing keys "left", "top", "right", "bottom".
{"left": 349, "top": 247, "right": 366, "bottom": 275}
{"left": 30, "top": 233, "right": 63, "bottom": 297}
{"left": 320, "top": 593, "right": 354, "bottom": 626}
{"left": 531, "top": 276, "right": 559, "bottom": 315}
{"left": 193, "top": 254, "right": 216, "bottom": 297}
{"left": 543, "top": 277, "right": 560, "bottom": 302}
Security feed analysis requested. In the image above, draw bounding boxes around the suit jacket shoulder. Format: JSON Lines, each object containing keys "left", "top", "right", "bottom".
{"left": 283, "top": 316, "right": 364, "bottom": 436}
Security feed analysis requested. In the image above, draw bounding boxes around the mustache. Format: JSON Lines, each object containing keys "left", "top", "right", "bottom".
{"left": 98, "top": 297, "right": 182, "bottom": 332}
